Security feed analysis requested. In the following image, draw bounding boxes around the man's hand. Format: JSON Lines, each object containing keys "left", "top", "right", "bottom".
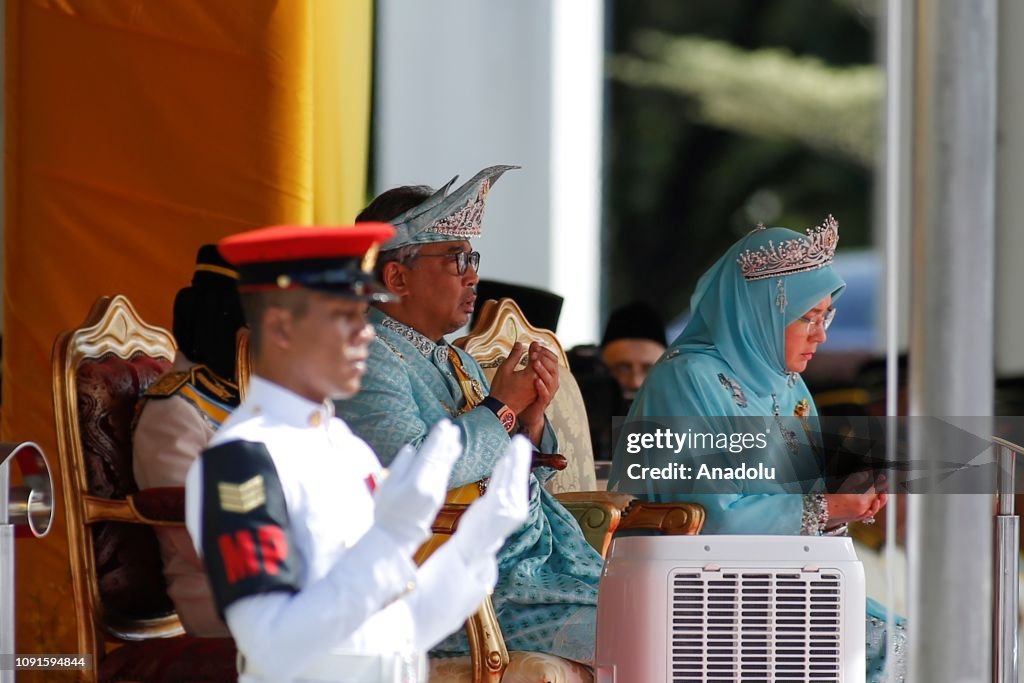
{"left": 488, "top": 343, "right": 539, "bottom": 414}
{"left": 517, "top": 342, "right": 560, "bottom": 446}
{"left": 373, "top": 420, "right": 463, "bottom": 553}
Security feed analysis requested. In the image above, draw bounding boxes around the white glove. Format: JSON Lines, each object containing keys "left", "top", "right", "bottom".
{"left": 373, "top": 420, "right": 463, "bottom": 552}
{"left": 450, "top": 435, "right": 532, "bottom": 561}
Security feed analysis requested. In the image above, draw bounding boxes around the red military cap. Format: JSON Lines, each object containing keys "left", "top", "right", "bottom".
{"left": 218, "top": 223, "right": 395, "bottom": 301}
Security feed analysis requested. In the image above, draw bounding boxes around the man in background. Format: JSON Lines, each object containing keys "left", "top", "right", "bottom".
{"left": 133, "top": 244, "right": 245, "bottom": 636}
{"left": 600, "top": 301, "right": 667, "bottom": 407}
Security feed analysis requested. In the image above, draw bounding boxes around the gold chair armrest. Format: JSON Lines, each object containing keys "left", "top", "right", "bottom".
{"left": 82, "top": 494, "right": 184, "bottom": 527}
{"left": 466, "top": 595, "right": 510, "bottom": 683}
{"left": 554, "top": 492, "right": 634, "bottom": 556}
{"left": 555, "top": 490, "right": 636, "bottom": 510}
{"left": 555, "top": 492, "right": 707, "bottom": 555}
{"left": 618, "top": 501, "right": 705, "bottom": 536}
{"left": 130, "top": 487, "right": 186, "bottom": 524}
{"left": 556, "top": 499, "right": 621, "bottom": 556}
{"left": 430, "top": 503, "right": 469, "bottom": 536}
{"left": 414, "top": 503, "right": 470, "bottom": 566}
{"left": 418, "top": 502, "right": 510, "bottom": 682}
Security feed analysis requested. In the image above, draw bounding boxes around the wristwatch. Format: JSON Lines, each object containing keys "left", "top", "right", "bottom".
{"left": 481, "top": 396, "right": 517, "bottom": 433}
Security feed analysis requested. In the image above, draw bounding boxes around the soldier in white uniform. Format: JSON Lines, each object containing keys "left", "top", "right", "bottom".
{"left": 185, "top": 223, "right": 532, "bottom": 683}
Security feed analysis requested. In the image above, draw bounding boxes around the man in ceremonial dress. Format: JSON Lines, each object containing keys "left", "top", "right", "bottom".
{"left": 185, "top": 222, "right": 532, "bottom": 683}
{"left": 339, "top": 167, "right": 602, "bottom": 665}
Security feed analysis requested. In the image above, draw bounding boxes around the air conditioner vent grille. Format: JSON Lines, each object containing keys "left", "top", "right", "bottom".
{"left": 669, "top": 569, "right": 844, "bottom": 683}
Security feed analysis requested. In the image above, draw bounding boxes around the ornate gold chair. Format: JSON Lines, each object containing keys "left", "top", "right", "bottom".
{"left": 456, "top": 299, "right": 594, "bottom": 494}
{"left": 52, "top": 294, "right": 236, "bottom": 682}
{"left": 425, "top": 298, "right": 705, "bottom": 682}
{"left": 236, "top": 327, "right": 252, "bottom": 402}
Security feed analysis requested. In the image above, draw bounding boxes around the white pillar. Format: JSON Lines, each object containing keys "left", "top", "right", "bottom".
{"left": 908, "top": 0, "right": 997, "bottom": 681}
{"left": 374, "top": 0, "right": 603, "bottom": 347}
{"left": 996, "top": 0, "right": 1024, "bottom": 375}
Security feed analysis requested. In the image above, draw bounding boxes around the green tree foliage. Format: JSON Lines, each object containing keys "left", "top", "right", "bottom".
{"left": 610, "top": 33, "right": 881, "bottom": 167}
{"left": 605, "top": 0, "right": 877, "bottom": 328}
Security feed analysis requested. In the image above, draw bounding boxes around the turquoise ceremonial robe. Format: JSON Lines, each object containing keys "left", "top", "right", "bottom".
{"left": 337, "top": 308, "right": 602, "bottom": 664}
{"left": 609, "top": 224, "right": 905, "bottom": 682}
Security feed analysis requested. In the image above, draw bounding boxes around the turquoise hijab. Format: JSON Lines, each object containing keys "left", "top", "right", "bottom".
{"left": 670, "top": 226, "right": 846, "bottom": 398}
{"left": 608, "top": 223, "right": 847, "bottom": 494}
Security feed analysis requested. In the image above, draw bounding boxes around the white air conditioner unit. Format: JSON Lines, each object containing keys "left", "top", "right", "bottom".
{"left": 595, "top": 535, "right": 866, "bottom": 683}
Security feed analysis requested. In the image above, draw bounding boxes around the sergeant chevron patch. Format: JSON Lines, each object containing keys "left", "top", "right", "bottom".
{"left": 218, "top": 475, "right": 266, "bottom": 514}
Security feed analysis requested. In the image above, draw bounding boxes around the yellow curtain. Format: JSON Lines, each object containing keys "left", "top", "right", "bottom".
{"left": 3, "top": 0, "right": 372, "bottom": 667}
{"left": 313, "top": 0, "right": 374, "bottom": 223}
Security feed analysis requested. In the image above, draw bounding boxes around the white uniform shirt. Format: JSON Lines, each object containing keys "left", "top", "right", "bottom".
{"left": 186, "top": 376, "right": 495, "bottom": 683}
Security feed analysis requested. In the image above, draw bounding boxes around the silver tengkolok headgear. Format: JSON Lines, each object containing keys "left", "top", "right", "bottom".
{"left": 383, "top": 165, "right": 520, "bottom": 250}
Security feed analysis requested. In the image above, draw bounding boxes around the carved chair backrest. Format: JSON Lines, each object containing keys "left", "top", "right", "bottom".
{"left": 52, "top": 295, "right": 178, "bottom": 667}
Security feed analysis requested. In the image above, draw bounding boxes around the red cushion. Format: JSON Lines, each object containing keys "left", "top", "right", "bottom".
{"left": 100, "top": 637, "right": 237, "bottom": 683}
{"left": 77, "top": 355, "right": 169, "bottom": 498}
{"left": 131, "top": 487, "right": 186, "bottom": 523}
{"left": 77, "top": 354, "right": 174, "bottom": 619}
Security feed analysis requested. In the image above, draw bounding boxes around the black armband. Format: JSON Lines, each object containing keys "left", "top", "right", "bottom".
{"left": 200, "top": 440, "right": 304, "bottom": 616}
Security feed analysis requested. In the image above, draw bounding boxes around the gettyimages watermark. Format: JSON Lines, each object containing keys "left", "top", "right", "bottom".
{"left": 607, "top": 415, "right": 1024, "bottom": 496}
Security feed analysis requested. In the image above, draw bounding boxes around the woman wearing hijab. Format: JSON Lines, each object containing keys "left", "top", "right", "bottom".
{"left": 611, "top": 217, "right": 905, "bottom": 681}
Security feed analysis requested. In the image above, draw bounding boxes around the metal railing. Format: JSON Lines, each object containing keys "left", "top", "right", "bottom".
{"left": 993, "top": 436, "right": 1021, "bottom": 683}
{"left": 0, "top": 442, "right": 54, "bottom": 683}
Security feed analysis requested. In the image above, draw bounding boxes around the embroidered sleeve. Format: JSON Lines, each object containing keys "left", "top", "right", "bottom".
{"left": 339, "top": 338, "right": 512, "bottom": 488}
{"left": 528, "top": 419, "right": 561, "bottom": 484}
{"left": 800, "top": 493, "right": 829, "bottom": 536}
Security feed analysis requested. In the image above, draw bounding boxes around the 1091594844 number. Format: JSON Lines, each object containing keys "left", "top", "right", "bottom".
{"left": 0, "top": 654, "right": 93, "bottom": 670}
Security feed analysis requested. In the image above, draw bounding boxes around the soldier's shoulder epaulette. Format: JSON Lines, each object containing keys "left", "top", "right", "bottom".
{"left": 190, "top": 365, "right": 239, "bottom": 404}
{"left": 143, "top": 371, "right": 190, "bottom": 399}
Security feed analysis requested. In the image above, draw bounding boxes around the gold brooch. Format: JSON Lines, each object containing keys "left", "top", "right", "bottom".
{"left": 794, "top": 398, "right": 811, "bottom": 417}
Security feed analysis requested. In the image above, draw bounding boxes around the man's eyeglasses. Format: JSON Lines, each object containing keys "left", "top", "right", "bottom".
{"left": 797, "top": 307, "right": 836, "bottom": 335}
{"left": 409, "top": 250, "right": 481, "bottom": 275}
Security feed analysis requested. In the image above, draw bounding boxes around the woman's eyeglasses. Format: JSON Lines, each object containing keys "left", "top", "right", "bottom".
{"left": 409, "top": 250, "right": 481, "bottom": 275}
{"left": 798, "top": 307, "right": 836, "bottom": 335}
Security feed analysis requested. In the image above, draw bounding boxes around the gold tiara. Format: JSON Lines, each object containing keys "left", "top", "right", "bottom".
{"left": 736, "top": 215, "right": 839, "bottom": 281}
